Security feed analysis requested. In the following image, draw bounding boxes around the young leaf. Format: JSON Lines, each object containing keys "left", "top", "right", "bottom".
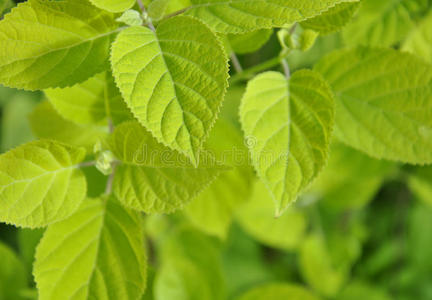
{"left": 301, "top": 2, "right": 360, "bottom": 34}
{"left": 235, "top": 180, "right": 307, "bottom": 250}
{"left": 89, "top": 0, "right": 135, "bottom": 13}
{"left": 45, "top": 72, "right": 132, "bottom": 126}
{"left": 315, "top": 47, "right": 432, "bottom": 164}
{"left": 342, "top": 0, "right": 414, "bottom": 47}
{"left": 0, "top": 0, "right": 120, "bottom": 90}
{"left": 186, "top": 0, "right": 360, "bottom": 34}
{"left": 111, "top": 16, "right": 229, "bottom": 165}
{"left": 403, "top": 12, "right": 432, "bottom": 64}
{"left": 0, "top": 140, "right": 87, "bottom": 228}
{"left": 108, "top": 121, "right": 226, "bottom": 214}
{"left": 29, "top": 101, "right": 108, "bottom": 151}
{"left": 0, "top": 242, "right": 28, "bottom": 300}
{"left": 34, "top": 197, "right": 147, "bottom": 300}
{"left": 240, "top": 70, "right": 334, "bottom": 216}
{"left": 235, "top": 283, "right": 320, "bottom": 300}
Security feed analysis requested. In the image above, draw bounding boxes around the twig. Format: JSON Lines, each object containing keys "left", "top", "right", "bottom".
{"left": 78, "top": 161, "right": 96, "bottom": 168}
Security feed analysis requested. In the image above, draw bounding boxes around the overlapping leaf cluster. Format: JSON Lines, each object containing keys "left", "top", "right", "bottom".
{"left": 1, "top": 0, "right": 432, "bottom": 299}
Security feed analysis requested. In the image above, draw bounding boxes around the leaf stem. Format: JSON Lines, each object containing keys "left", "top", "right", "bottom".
{"left": 230, "top": 52, "right": 243, "bottom": 73}
{"left": 137, "top": 0, "right": 156, "bottom": 31}
{"left": 162, "top": 7, "right": 190, "bottom": 20}
{"left": 105, "top": 164, "right": 117, "bottom": 195}
{"left": 229, "top": 51, "right": 291, "bottom": 84}
{"left": 281, "top": 58, "right": 291, "bottom": 79}
{"left": 78, "top": 161, "right": 96, "bottom": 168}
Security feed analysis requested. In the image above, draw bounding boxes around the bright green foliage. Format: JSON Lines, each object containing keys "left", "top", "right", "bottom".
{"left": 45, "top": 72, "right": 131, "bottom": 125}
{"left": 311, "top": 142, "right": 396, "bottom": 210}
{"left": 315, "top": 47, "right": 432, "bottom": 164}
{"left": 89, "top": 0, "right": 136, "bottom": 13}
{"left": 408, "top": 166, "right": 432, "bottom": 206}
{"left": 0, "top": 242, "right": 28, "bottom": 300}
{"left": 235, "top": 283, "right": 320, "bottom": 300}
{"left": 0, "top": 140, "right": 87, "bottom": 228}
{"left": 108, "top": 121, "right": 225, "bottom": 214}
{"left": 0, "top": 0, "right": 12, "bottom": 16}
{"left": 227, "top": 29, "right": 273, "bottom": 54}
{"left": 301, "top": 2, "right": 360, "bottom": 34}
{"left": 240, "top": 71, "right": 334, "bottom": 215}
{"left": 337, "top": 282, "right": 392, "bottom": 300}
{"left": 111, "top": 16, "right": 229, "bottom": 165}
{"left": 403, "top": 12, "right": 432, "bottom": 63}
{"left": 236, "top": 180, "right": 307, "bottom": 250}
{"left": 29, "top": 101, "right": 108, "bottom": 151}
{"left": 34, "top": 197, "right": 147, "bottom": 300}
{"left": 343, "top": 0, "right": 415, "bottom": 47}
{"left": 299, "top": 235, "right": 347, "bottom": 297}
{"left": 155, "top": 228, "right": 225, "bottom": 300}
{"left": 0, "top": 0, "right": 120, "bottom": 90}
{"left": 148, "top": 0, "right": 171, "bottom": 20}
{"left": 186, "top": 0, "right": 360, "bottom": 34}
{"left": 116, "top": 9, "right": 143, "bottom": 26}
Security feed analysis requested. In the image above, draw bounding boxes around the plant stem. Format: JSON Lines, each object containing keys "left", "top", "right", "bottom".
{"left": 281, "top": 58, "right": 291, "bottom": 79}
{"left": 162, "top": 7, "right": 190, "bottom": 20}
{"left": 229, "top": 52, "right": 291, "bottom": 84}
{"left": 137, "top": 0, "right": 156, "bottom": 31}
{"left": 78, "top": 161, "right": 96, "bottom": 168}
{"left": 230, "top": 52, "right": 243, "bottom": 73}
{"left": 105, "top": 165, "right": 116, "bottom": 195}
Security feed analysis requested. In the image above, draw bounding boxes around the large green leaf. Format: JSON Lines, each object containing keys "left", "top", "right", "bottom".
{"left": 34, "top": 197, "right": 147, "bottom": 300}
{"left": 0, "top": 242, "right": 28, "bottom": 300}
{"left": 342, "top": 0, "right": 415, "bottom": 47}
{"left": 0, "top": 0, "right": 13, "bottom": 16}
{"left": 29, "top": 101, "right": 108, "bottom": 151}
{"left": 108, "top": 121, "right": 225, "bottom": 214}
{"left": 315, "top": 47, "right": 432, "bottom": 164}
{"left": 301, "top": 2, "right": 360, "bottom": 34}
{"left": 227, "top": 29, "right": 273, "bottom": 54}
{"left": 0, "top": 0, "right": 120, "bottom": 90}
{"left": 240, "top": 70, "right": 334, "bottom": 215}
{"left": 186, "top": 0, "right": 360, "bottom": 34}
{"left": 235, "top": 180, "right": 307, "bottom": 250}
{"left": 45, "top": 72, "right": 132, "bottom": 126}
{"left": 89, "top": 0, "right": 135, "bottom": 13}
{"left": 403, "top": 12, "right": 432, "bottom": 64}
{"left": 337, "top": 282, "right": 392, "bottom": 300}
{"left": 111, "top": 16, "right": 229, "bottom": 165}
{"left": 235, "top": 283, "right": 320, "bottom": 300}
{"left": 0, "top": 140, "right": 87, "bottom": 228}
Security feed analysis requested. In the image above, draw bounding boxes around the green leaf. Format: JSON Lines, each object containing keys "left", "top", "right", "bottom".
{"left": 108, "top": 121, "right": 225, "bottom": 214}
{"left": 0, "top": 0, "right": 13, "bottom": 16}
{"left": 301, "top": 2, "right": 360, "bottom": 34}
{"left": 117, "top": 9, "right": 143, "bottom": 26}
{"left": 239, "top": 70, "right": 334, "bottom": 216}
{"left": 45, "top": 72, "right": 132, "bottom": 126}
{"left": 408, "top": 166, "right": 432, "bottom": 207}
{"left": 342, "top": 0, "right": 414, "bottom": 47}
{"left": 155, "top": 228, "right": 226, "bottom": 300}
{"left": 315, "top": 47, "right": 432, "bottom": 164}
{"left": 0, "top": 140, "right": 87, "bottom": 228}
{"left": 111, "top": 16, "right": 229, "bottom": 165}
{"left": 235, "top": 180, "right": 307, "bottom": 250}
{"left": 235, "top": 283, "right": 320, "bottom": 300}
{"left": 186, "top": 0, "right": 360, "bottom": 34}
{"left": 0, "top": 242, "right": 28, "bottom": 300}
{"left": 89, "top": 0, "right": 135, "bottom": 13}
{"left": 0, "top": 0, "right": 120, "bottom": 90}
{"left": 311, "top": 142, "right": 396, "bottom": 210}
{"left": 29, "top": 101, "right": 108, "bottom": 151}
{"left": 1, "top": 93, "right": 37, "bottom": 151}
{"left": 403, "top": 12, "right": 432, "bottom": 64}
{"left": 34, "top": 197, "right": 147, "bottom": 300}
{"left": 227, "top": 29, "right": 273, "bottom": 54}
{"left": 148, "top": 0, "right": 171, "bottom": 20}
{"left": 299, "top": 234, "right": 347, "bottom": 297}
